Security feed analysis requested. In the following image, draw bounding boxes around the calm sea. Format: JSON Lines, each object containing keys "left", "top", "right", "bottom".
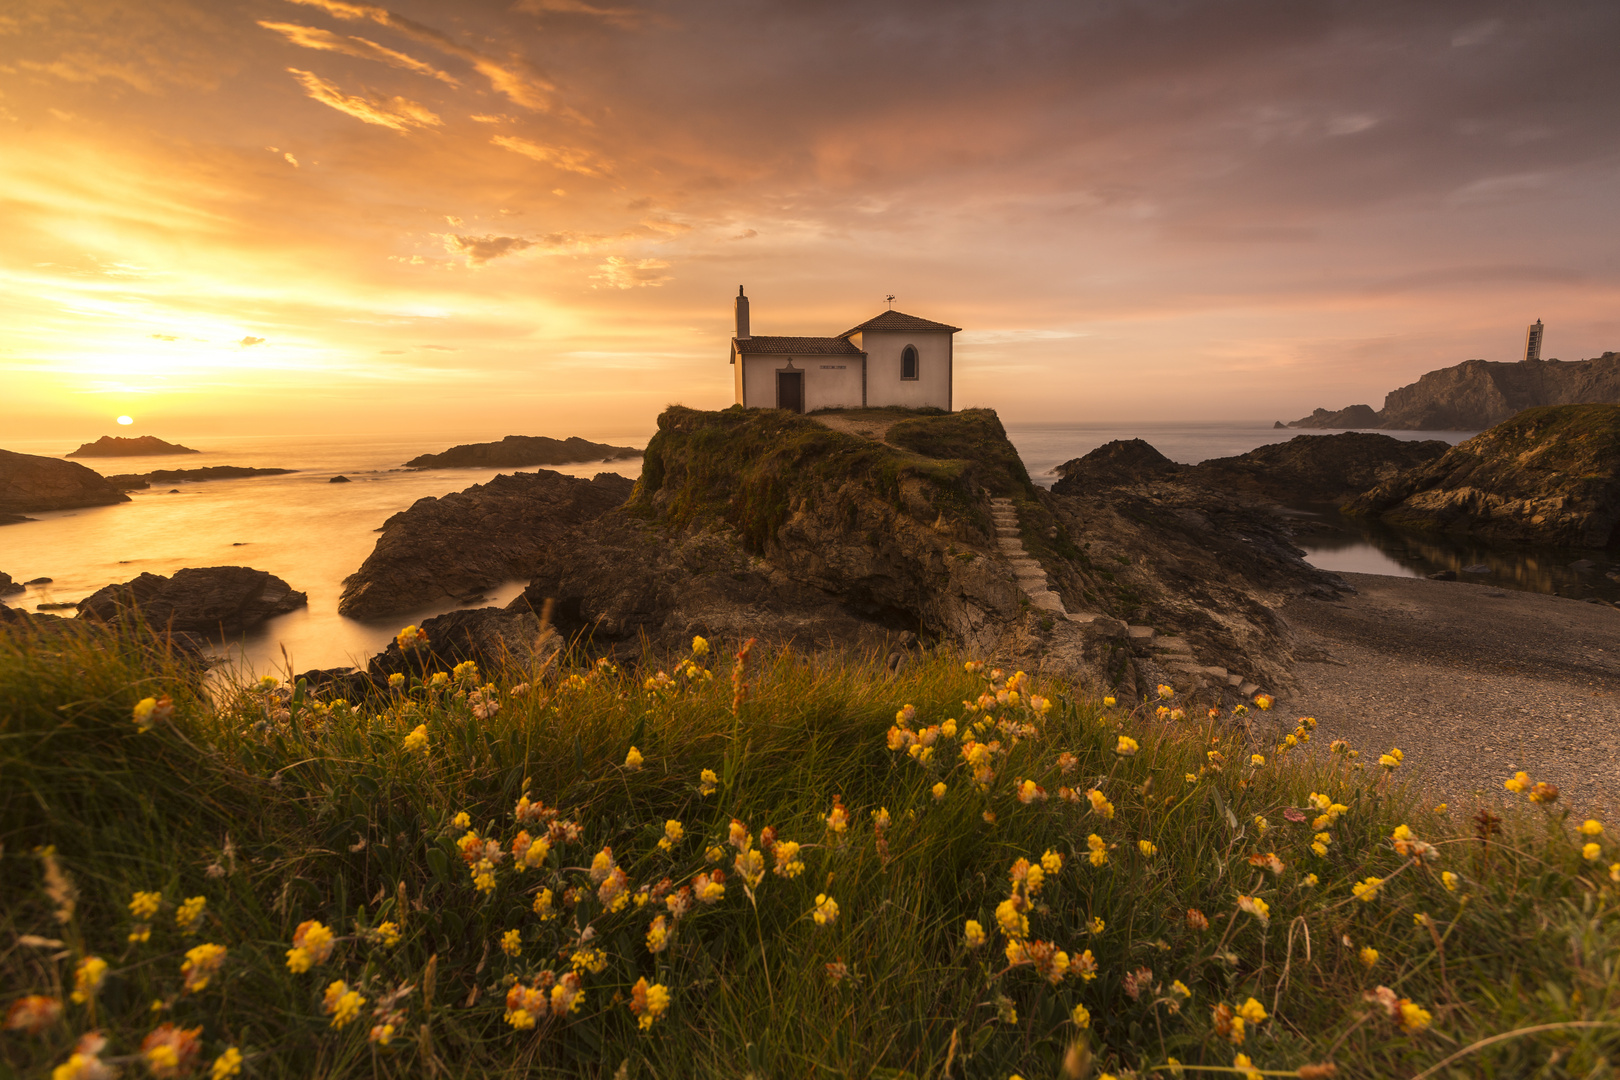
{"left": 16, "top": 420, "right": 1597, "bottom": 676}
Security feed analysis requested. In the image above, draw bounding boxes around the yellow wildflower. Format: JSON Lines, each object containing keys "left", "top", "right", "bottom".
{"left": 1441, "top": 871, "right": 1459, "bottom": 892}
{"left": 1579, "top": 819, "right": 1605, "bottom": 837}
{"left": 964, "top": 920, "right": 987, "bottom": 948}
{"left": 628, "top": 977, "right": 671, "bottom": 1031}
{"left": 374, "top": 922, "right": 400, "bottom": 948}
{"left": 1529, "top": 781, "right": 1560, "bottom": 804}
{"left": 646, "top": 915, "right": 670, "bottom": 954}
{"left": 691, "top": 635, "right": 710, "bottom": 656}
{"left": 1379, "top": 748, "right": 1404, "bottom": 769}
{"left": 1089, "top": 916, "right": 1105, "bottom": 934}
{"left": 772, "top": 839, "right": 805, "bottom": 878}
{"left": 1157, "top": 684, "right": 1174, "bottom": 700}
{"left": 210, "top": 1047, "right": 243, "bottom": 1080}
{"left": 1584, "top": 842, "right": 1602, "bottom": 861}
{"left": 932, "top": 781, "right": 947, "bottom": 800}
{"left": 1398, "top": 1000, "right": 1432, "bottom": 1033}
{"left": 1504, "top": 770, "right": 1531, "bottom": 793}
{"left": 1250, "top": 754, "right": 1265, "bottom": 767}
{"left": 1042, "top": 849, "right": 1063, "bottom": 875}
{"left": 427, "top": 672, "right": 448, "bottom": 690}
{"left": 387, "top": 673, "right": 405, "bottom": 689}
{"left": 1236, "top": 895, "right": 1269, "bottom": 925}
{"left": 1253, "top": 815, "right": 1269, "bottom": 835}
{"left": 550, "top": 973, "right": 585, "bottom": 1016}
{"left": 132, "top": 696, "right": 173, "bottom": 732}
{"left": 1302, "top": 873, "right": 1319, "bottom": 887}
{"left": 1254, "top": 694, "right": 1273, "bottom": 710}
{"left": 624, "top": 745, "right": 644, "bottom": 770}
{"left": 1359, "top": 946, "right": 1379, "bottom": 968}
{"left": 451, "top": 811, "right": 471, "bottom": 829}
{"left": 826, "top": 796, "right": 849, "bottom": 835}
{"left": 1016, "top": 778, "right": 1045, "bottom": 804}
{"left": 322, "top": 980, "right": 365, "bottom": 1028}
{"left": 141, "top": 1023, "right": 202, "bottom": 1078}
{"left": 1138, "top": 839, "right": 1157, "bottom": 857}
{"left": 285, "top": 920, "right": 334, "bottom": 973}
{"left": 813, "top": 894, "right": 840, "bottom": 926}
{"left": 995, "top": 898, "right": 1029, "bottom": 940}
{"left": 532, "top": 888, "right": 555, "bottom": 919}
{"left": 1087, "top": 833, "right": 1109, "bottom": 867}
{"left": 180, "top": 943, "right": 226, "bottom": 993}
{"left": 1075, "top": 949, "right": 1098, "bottom": 980}
{"left": 70, "top": 957, "right": 108, "bottom": 1005}
{"left": 1116, "top": 735, "right": 1139, "bottom": 756}
{"left": 1352, "top": 876, "right": 1384, "bottom": 902}
{"left": 1086, "top": 788, "right": 1115, "bottom": 819}
{"left": 402, "top": 724, "right": 428, "bottom": 753}
{"left": 1172, "top": 980, "right": 1191, "bottom": 998}
{"left": 1071, "top": 1002, "right": 1090, "bottom": 1027}
{"left": 1234, "top": 1052, "right": 1261, "bottom": 1080}
{"left": 1103, "top": 695, "right": 1116, "bottom": 707}
{"left": 175, "top": 896, "right": 206, "bottom": 933}
{"left": 501, "top": 929, "right": 522, "bottom": 957}
{"left": 130, "top": 890, "right": 162, "bottom": 920}
{"left": 1237, "top": 997, "right": 1267, "bottom": 1025}
{"left": 658, "top": 819, "right": 683, "bottom": 851}
{"left": 395, "top": 624, "right": 427, "bottom": 650}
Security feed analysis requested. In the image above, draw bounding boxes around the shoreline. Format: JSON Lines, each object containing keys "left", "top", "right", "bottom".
{"left": 1272, "top": 570, "right": 1620, "bottom": 814}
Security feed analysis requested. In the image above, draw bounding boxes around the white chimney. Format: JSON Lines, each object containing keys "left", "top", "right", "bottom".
{"left": 734, "top": 286, "right": 750, "bottom": 340}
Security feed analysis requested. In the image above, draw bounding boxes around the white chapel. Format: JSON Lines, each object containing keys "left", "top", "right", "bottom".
{"left": 728, "top": 288, "right": 960, "bottom": 413}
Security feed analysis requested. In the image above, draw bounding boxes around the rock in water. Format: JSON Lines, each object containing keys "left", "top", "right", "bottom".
{"left": 102, "top": 466, "right": 296, "bottom": 489}
{"left": 77, "top": 566, "right": 307, "bottom": 635}
{"left": 0, "top": 571, "right": 23, "bottom": 597}
{"left": 1345, "top": 405, "right": 1620, "bottom": 546}
{"left": 338, "top": 470, "right": 635, "bottom": 619}
{"left": 1190, "top": 433, "right": 1449, "bottom": 505}
{"left": 329, "top": 475, "right": 351, "bottom": 483}
{"left": 1052, "top": 439, "right": 1182, "bottom": 492}
{"left": 1284, "top": 404, "right": 1381, "bottom": 430}
{"left": 403, "top": 435, "right": 642, "bottom": 469}
{"left": 366, "top": 607, "right": 555, "bottom": 679}
{"left": 65, "top": 435, "right": 201, "bottom": 457}
{"left": 0, "top": 449, "right": 132, "bottom": 514}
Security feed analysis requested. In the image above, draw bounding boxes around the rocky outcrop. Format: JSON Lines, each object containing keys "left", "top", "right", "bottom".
{"left": 339, "top": 470, "right": 635, "bottom": 620}
{"left": 403, "top": 435, "right": 642, "bottom": 469}
{"left": 1289, "top": 352, "right": 1620, "bottom": 431}
{"left": 78, "top": 566, "right": 307, "bottom": 635}
{"left": 1344, "top": 404, "right": 1620, "bottom": 547}
{"left": 102, "top": 466, "right": 296, "bottom": 489}
{"left": 1192, "top": 433, "right": 1450, "bottom": 505}
{"left": 1053, "top": 433, "right": 1447, "bottom": 507}
{"left": 364, "top": 607, "right": 558, "bottom": 681}
{"left": 1285, "top": 404, "right": 1380, "bottom": 429}
{"left": 66, "top": 435, "right": 200, "bottom": 457}
{"left": 0, "top": 572, "right": 22, "bottom": 597}
{"left": 0, "top": 449, "right": 131, "bottom": 514}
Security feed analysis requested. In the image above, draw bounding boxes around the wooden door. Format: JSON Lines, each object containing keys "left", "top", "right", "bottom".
{"left": 777, "top": 371, "right": 803, "bottom": 413}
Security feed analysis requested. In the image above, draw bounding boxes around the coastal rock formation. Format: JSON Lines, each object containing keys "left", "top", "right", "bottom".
{"left": 1285, "top": 405, "right": 1380, "bottom": 429}
{"left": 339, "top": 470, "right": 635, "bottom": 620}
{"left": 78, "top": 566, "right": 307, "bottom": 635}
{"left": 1, "top": 572, "right": 22, "bottom": 597}
{"left": 1288, "top": 352, "right": 1620, "bottom": 431}
{"left": 403, "top": 435, "right": 642, "bottom": 469}
{"left": 1191, "top": 433, "right": 1449, "bottom": 505}
{"left": 1344, "top": 404, "right": 1620, "bottom": 547}
{"left": 505, "top": 407, "right": 1342, "bottom": 696}
{"left": 1053, "top": 433, "right": 1447, "bottom": 506}
{"left": 66, "top": 435, "right": 200, "bottom": 457}
{"left": 0, "top": 449, "right": 132, "bottom": 515}
{"left": 102, "top": 466, "right": 297, "bottom": 489}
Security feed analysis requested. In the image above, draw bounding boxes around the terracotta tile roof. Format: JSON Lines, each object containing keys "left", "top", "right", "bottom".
{"left": 733, "top": 335, "right": 865, "bottom": 356}
{"left": 839, "top": 309, "right": 962, "bottom": 336}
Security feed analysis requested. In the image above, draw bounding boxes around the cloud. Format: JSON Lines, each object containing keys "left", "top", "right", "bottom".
{"left": 284, "top": 0, "right": 553, "bottom": 110}
{"left": 1326, "top": 114, "right": 1378, "bottom": 136}
{"left": 512, "top": 0, "right": 643, "bottom": 29}
{"left": 590, "top": 256, "right": 670, "bottom": 289}
{"left": 445, "top": 215, "right": 463, "bottom": 226}
{"left": 284, "top": 152, "right": 300, "bottom": 167}
{"left": 441, "top": 233, "right": 534, "bottom": 265}
{"left": 258, "top": 21, "right": 460, "bottom": 85}
{"left": 491, "top": 134, "right": 609, "bottom": 176}
{"left": 286, "top": 68, "right": 441, "bottom": 131}
{"left": 239, "top": 336, "right": 266, "bottom": 346}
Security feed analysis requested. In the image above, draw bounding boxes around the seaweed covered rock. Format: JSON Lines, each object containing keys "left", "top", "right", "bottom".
{"left": 1345, "top": 404, "right": 1620, "bottom": 546}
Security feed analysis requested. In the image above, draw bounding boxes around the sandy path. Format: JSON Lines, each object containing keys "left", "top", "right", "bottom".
{"left": 1271, "top": 572, "right": 1620, "bottom": 816}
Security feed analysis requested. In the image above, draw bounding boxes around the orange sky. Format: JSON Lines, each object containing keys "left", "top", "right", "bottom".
{"left": 3, "top": 0, "right": 1617, "bottom": 439}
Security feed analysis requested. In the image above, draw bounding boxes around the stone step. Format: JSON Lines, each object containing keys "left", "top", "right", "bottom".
{"left": 1014, "top": 566, "right": 1048, "bottom": 579}
{"left": 1008, "top": 557, "right": 1042, "bottom": 569}
{"left": 1126, "top": 625, "right": 1155, "bottom": 641}
{"left": 1155, "top": 637, "right": 1192, "bottom": 653}
{"left": 1239, "top": 682, "right": 1260, "bottom": 698}
{"left": 998, "top": 540, "right": 1025, "bottom": 553}
{"left": 1227, "top": 674, "right": 1243, "bottom": 688}
{"left": 995, "top": 526, "right": 1020, "bottom": 537}
{"left": 1029, "top": 591, "right": 1065, "bottom": 612}
{"left": 991, "top": 518, "right": 1019, "bottom": 528}
{"left": 1199, "top": 666, "right": 1229, "bottom": 679}
{"left": 1066, "top": 611, "right": 1100, "bottom": 624}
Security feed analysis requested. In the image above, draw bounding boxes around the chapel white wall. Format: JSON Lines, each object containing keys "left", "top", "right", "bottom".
{"left": 851, "top": 330, "right": 952, "bottom": 409}
{"left": 739, "top": 355, "right": 863, "bottom": 410}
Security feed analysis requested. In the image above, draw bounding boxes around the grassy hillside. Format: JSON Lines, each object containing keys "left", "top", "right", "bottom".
{"left": 3, "top": 625, "right": 1618, "bottom": 1078}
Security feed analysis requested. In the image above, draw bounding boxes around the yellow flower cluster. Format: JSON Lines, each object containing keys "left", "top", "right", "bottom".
{"left": 285, "top": 920, "right": 334, "bottom": 973}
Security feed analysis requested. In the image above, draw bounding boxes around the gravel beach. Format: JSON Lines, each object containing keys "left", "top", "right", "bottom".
{"left": 1272, "top": 571, "right": 1620, "bottom": 816}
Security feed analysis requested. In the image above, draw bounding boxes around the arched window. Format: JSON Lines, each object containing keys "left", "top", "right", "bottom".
{"left": 901, "top": 344, "right": 919, "bottom": 380}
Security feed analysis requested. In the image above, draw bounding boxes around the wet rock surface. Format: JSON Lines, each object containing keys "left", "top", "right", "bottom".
{"left": 0, "top": 448, "right": 132, "bottom": 515}
{"left": 339, "top": 470, "right": 635, "bottom": 620}
{"left": 78, "top": 566, "right": 307, "bottom": 635}
{"left": 1345, "top": 405, "right": 1620, "bottom": 547}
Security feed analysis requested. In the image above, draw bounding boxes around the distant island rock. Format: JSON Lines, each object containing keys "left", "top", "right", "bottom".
{"left": 66, "top": 435, "right": 201, "bottom": 457}
{"left": 1344, "top": 404, "right": 1620, "bottom": 547}
{"left": 338, "top": 470, "right": 635, "bottom": 620}
{"left": 403, "top": 434, "right": 642, "bottom": 469}
{"left": 1052, "top": 432, "right": 1447, "bottom": 506}
{"left": 78, "top": 566, "right": 308, "bottom": 635}
{"left": 1287, "top": 352, "right": 1620, "bottom": 430}
{"left": 0, "top": 448, "right": 132, "bottom": 515}
{"left": 102, "top": 466, "right": 297, "bottom": 490}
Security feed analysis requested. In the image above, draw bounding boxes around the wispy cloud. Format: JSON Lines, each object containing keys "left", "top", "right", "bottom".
{"left": 441, "top": 234, "right": 534, "bottom": 265}
{"left": 491, "top": 135, "right": 609, "bottom": 176}
{"left": 286, "top": 68, "right": 441, "bottom": 131}
{"left": 590, "top": 256, "right": 670, "bottom": 289}
{"left": 512, "top": 0, "right": 644, "bottom": 29}
{"left": 258, "top": 21, "right": 460, "bottom": 86}
{"left": 283, "top": 0, "right": 553, "bottom": 110}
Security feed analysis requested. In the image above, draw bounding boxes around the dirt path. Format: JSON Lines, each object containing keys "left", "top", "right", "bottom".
{"left": 1271, "top": 572, "right": 1620, "bottom": 815}
{"left": 808, "top": 414, "right": 900, "bottom": 444}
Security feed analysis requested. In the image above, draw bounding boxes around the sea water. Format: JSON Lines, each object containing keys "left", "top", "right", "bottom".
{"left": 7, "top": 421, "right": 1598, "bottom": 674}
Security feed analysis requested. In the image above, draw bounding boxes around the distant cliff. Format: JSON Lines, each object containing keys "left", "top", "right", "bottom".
{"left": 404, "top": 435, "right": 641, "bottom": 469}
{"left": 1285, "top": 353, "right": 1620, "bottom": 430}
{"left": 66, "top": 435, "right": 200, "bottom": 457}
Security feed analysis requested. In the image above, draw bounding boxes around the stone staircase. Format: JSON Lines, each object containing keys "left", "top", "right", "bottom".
{"left": 1126, "top": 624, "right": 1264, "bottom": 698}
{"left": 990, "top": 497, "right": 1097, "bottom": 624}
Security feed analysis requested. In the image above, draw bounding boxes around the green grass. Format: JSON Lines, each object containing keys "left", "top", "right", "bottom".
{"left": 3, "top": 626, "right": 1620, "bottom": 1079}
